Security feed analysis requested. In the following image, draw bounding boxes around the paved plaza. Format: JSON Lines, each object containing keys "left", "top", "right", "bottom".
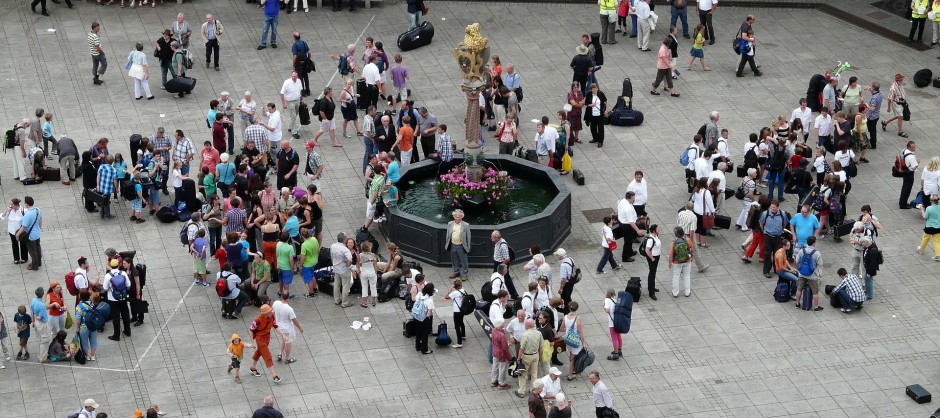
{"left": 1, "top": 0, "right": 940, "bottom": 416}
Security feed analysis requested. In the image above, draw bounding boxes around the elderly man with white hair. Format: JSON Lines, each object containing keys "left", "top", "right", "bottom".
{"left": 704, "top": 111, "right": 720, "bottom": 147}
{"left": 445, "top": 210, "right": 471, "bottom": 280}
{"left": 490, "top": 318, "right": 512, "bottom": 389}
{"left": 12, "top": 119, "right": 31, "bottom": 180}
{"left": 201, "top": 14, "right": 224, "bottom": 70}
{"left": 331, "top": 45, "right": 359, "bottom": 80}
{"left": 708, "top": 162, "right": 727, "bottom": 214}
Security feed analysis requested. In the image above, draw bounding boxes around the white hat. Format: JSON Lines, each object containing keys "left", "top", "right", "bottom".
{"left": 576, "top": 45, "right": 588, "bottom": 55}
{"left": 548, "top": 366, "right": 562, "bottom": 376}
{"left": 84, "top": 399, "right": 99, "bottom": 409}
{"left": 244, "top": 90, "right": 252, "bottom": 96}
{"left": 220, "top": 91, "right": 230, "bottom": 97}
{"left": 220, "top": 152, "right": 229, "bottom": 163}
{"left": 553, "top": 248, "right": 567, "bottom": 257}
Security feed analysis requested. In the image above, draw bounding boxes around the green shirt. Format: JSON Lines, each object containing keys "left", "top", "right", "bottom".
{"left": 300, "top": 237, "right": 319, "bottom": 268}
{"left": 693, "top": 32, "right": 704, "bottom": 50}
{"left": 252, "top": 260, "right": 271, "bottom": 283}
{"left": 276, "top": 242, "right": 295, "bottom": 271}
{"left": 203, "top": 172, "right": 217, "bottom": 197}
{"left": 171, "top": 51, "right": 186, "bottom": 75}
{"left": 926, "top": 205, "right": 940, "bottom": 229}
{"left": 369, "top": 174, "right": 386, "bottom": 203}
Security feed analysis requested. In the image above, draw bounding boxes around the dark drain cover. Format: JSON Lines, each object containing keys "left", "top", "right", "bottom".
{"left": 582, "top": 208, "right": 614, "bottom": 223}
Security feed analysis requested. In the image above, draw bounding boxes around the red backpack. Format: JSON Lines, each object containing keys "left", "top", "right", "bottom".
{"left": 215, "top": 273, "right": 232, "bottom": 297}
{"left": 64, "top": 272, "right": 79, "bottom": 296}
{"left": 892, "top": 151, "right": 910, "bottom": 178}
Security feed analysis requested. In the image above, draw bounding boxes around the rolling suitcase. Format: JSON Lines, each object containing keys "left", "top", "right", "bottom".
{"left": 397, "top": 21, "right": 434, "bottom": 51}
{"left": 403, "top": 318, "right": 417, "bottom": 338}
{"left": 625, "top": 277, "right": 641, "bottom": 303}
{"left": 356, "top": 79, "right": 369, "bottom": 110}
{"left": 714, "top": 214, "right": 732, "bottom": 229}
{"left": 165, "top": 76, "right": 196, "bottom": 94}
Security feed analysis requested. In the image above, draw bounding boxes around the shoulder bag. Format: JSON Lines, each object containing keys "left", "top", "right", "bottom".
{"left": 18, "top": 209, "right": 38, "bottom": 243}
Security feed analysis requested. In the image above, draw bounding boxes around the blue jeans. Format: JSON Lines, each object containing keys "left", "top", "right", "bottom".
{"left": 864, "top": 274, "right": 874, "bottom": 300}
{"left": 767, "top": 170, "right": 784, "bottom": 200}
{"left": 79, "top": 327, "right": 98, "bottom": 351}
{"left": 409, "top": 12, "right": 421, "bottom": 30}
{"left": 671, "top": 10, "right": 689, "bottom": 35}
{"left": 160, "top": 60, "right": 170, "bottom": 86}
{"left": 260, "top": 15, "right": 278, "bottom": 47}
{"left": 777, "top": 271, "right": 798, "bottom": 295}
{"left": 630, "top": 15, "right": 638, "bottom": 36}
{"left": 450, "top": 245, "right": 469, "bottom": 276}
{"left": 180, "top": 163, "right": 190, "bottom": 176}
{"left": 836, "top": 289, "right": 860, "bottom": 310}
{"left": 596, "top": 247, "right": 619, "bottom": 273}
{"left": 363, "top": 137, "right": 378, "bottom": 174}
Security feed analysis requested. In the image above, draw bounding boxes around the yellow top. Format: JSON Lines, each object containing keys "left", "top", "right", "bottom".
{"left": 451, "top": 222, "right": 463, "bottom": 245}
{"left": 912, "top": 0, "right": 929, "bottom": 18}
{"left": 600, "top": 0, "right": 618, "bottom": 14}
{"left": 932, "top": 0, "right": 940, "bottom": 21}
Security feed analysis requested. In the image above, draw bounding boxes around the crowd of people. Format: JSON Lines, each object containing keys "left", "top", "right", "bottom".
{"left": 6, "top": 0, "right": 940, "bottom": 416}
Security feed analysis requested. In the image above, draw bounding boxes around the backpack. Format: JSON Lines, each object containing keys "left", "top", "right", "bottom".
{"left": 135, "top": 264, "right": 148, "bottom": 289}
{"left": 513, "top": 294, "right": 534, "bottom": 316}
{"left": 638, "top": 235, "right": 651, "bottom": 257}
{"left": 64, "top": 272, "right": 79, "bottom": 296}
{"left": 215, "top": 273, "right": 232, "bottom": 297}
{"left": 798, "top": 249, "right": 817, "bottom": 277}
{"left": 773, "top": 280, "right": 790, "bottom": 302}
{"left": 83, "top": 303, "right": 107, "bottom": 332}
{"left": 180, "top": 221, "right": 195, "bottom": 247}
{"left": 829, "top": 194, "right": 843, "bottom": 214}
{"left": 481, "top": 276, "right": 502, "bottom": 302}
{"left": 678, "top": 146, "right": 697, "bottom": 166}
{"left": 892, "top": 151, "right": 910, "bottom": 177}
{"left": 499, "top": 241, "right": 517, "bottom": 263}
{"left": 768, "top": 145, "right": 787, "bottom": 172}
{"left": 673, "top": 238, "right": 691, "bottom": 263}
{"left": 411, "top": 294, "right": 428, "bottom": 321}
{"left": 337, "top": 54, "right": 351, "bottom": 76}
{"left": 458, "top": 290, "right": 476, "bottom": 315}
{"left": 4, "top": 126, "right": 21, "bottom": 151}
{"left": 108, "top": 272, "right": 128, "bottom": 301}
{"left": 743, "top": 144, "right": 758, "bottom": 167}
{"left": 562, "top": 260, "right": 581, "bottom": 285}
{"left": 612, "top": 292, "right": 633, "bottom": 334}
{"left": 121, "top": 182, "right": 138, "bottom": 201}
{"left": 812, "top": 187, "right": 829, "bottom": 211}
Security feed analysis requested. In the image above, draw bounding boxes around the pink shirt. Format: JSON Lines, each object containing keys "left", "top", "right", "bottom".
{"left": 657, "top": 45, "right": 671, "bottom": 70}
{"left": 201, "top": 148, "right": 220, "bottom": 174}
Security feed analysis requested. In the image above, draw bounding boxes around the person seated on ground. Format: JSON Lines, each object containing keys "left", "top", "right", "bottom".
{"left": 773, "top": 240, "right": 798, "bottom": 300}
{"left": 832, "top": 267, "right": 865, "bottom": 313}
{"left": 44, "top": 330, "right": 73, "bottom": 363}
{"left": 28, "top": 147, "right": 46, "bottom": 179}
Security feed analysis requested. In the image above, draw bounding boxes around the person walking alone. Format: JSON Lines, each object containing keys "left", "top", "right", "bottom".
{"left": 88, "top": 23, "right": 107, "bottom": 85}
{"left": 201, "top": 14, "right": 224, "bottom": 71}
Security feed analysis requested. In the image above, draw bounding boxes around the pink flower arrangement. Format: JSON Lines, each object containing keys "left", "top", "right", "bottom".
{"left": 435, "top": 165, "right": 512, "bottom": 207}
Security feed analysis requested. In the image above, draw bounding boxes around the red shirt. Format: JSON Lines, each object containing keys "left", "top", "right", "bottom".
{"left": 201, "top": 148, "right": 220, "bottom": 174}
{"left": 491, "top": 328, "right": 511, "bottom": 362}
{"left": 212, "top": 122, "right": 226, "bottom": 151}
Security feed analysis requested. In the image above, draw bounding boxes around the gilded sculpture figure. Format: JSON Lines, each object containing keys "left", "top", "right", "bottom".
{"left": 454, "top": 23, "right": 490, "bottom": 86}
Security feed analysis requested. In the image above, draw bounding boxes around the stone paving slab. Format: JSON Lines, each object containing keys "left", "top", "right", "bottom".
{"left": 0, "top": 0, "right": 939, "bottom": 417}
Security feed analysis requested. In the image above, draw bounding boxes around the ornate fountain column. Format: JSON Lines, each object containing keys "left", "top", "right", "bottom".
{"left": 454, "top": 23, "right": 490, "bottom": 183}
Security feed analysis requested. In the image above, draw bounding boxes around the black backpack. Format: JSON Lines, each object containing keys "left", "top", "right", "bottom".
{"left": 4, "top": 126, "right": 21, "bottom": 151}
{"left": 768, "top": 145, "right": 787, "bottom": 172}
{"left": 121, "top": 182, "right": 138, "bottom": 201}
{"left": 743, "top": 144, "right": 758, "bottom": 168}
{"left": 458, "top": 290, "right": 476, "bottom": 315}
{"left": 563, "top": 259, "right": 581, "bottom": 285}
{"left": 480, "top": 277, "right": 502, "bottom": 302}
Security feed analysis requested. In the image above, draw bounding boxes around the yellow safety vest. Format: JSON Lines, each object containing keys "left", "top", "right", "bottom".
{"left": 912, "top": 0, "right": 929, "bottom": 18}
{"left": 600, "top": 0, "right": 617, "bottom": 14}
{"left": 932, "top": 0, "right": 940, "bottom": 21}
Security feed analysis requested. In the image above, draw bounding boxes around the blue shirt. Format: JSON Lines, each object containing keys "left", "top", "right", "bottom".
{"left": 868, "top": 91, "right": 883, "bottom": 121}
{"left": 207, "top": 109, "right": 219, "bottom": 128}
{"left": 113, "top": 161, "right": 128, "bottom": 179}
{"left": 98, "top": 164, "right": 117, "bottom": 194}
{"left": 503, "top": 72, "right": 520, "bottom": 91}
{"left": 292, "top": 40, "right": 309, "bottom": 59}
{"left": 20, "top": 208, "right": 42, "bottom": 241}
{"left": 30, "top": 297, "right": 48, "bottom": 323}
{"left": 760, "top": 209, "right": 788, "bottom": 236}
{"left": 207, "top": 23, "right": 216, "bottom": 40}
{"left": 284, "top": 216, "right": 299, "bottom": 238}
{"left": 264, "top": 0, "right": 280, "bottom": 16}
{"left": 387, "top": 186, "right": 399, "bottom": 206}
{"left": 193, "top": 237, "right": 208, "bottom": 259}
{"left": 790, "top": 214, "right": 820, "bottom": 244}
{"left": 216, "top": 162, "right": 236, "bottom": 185}
{"left": 387, "top": 161, "right": 401, "bottom": 183}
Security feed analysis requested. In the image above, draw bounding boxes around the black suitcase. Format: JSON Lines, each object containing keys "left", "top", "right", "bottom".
{"left": 714, "top": 214, "right": 732, "bottom": 229}
{"left": 736, "top": 166, "right": 747, "bottom": 178}
{"left": 356, "top": 79, "right": 369, "bottom": 110}
{"left": 625, "top": 277, "right": 641, "bottom": 303}
{"left": 825, "top": 284, "right": 842, "bottom": 309}
{"left": 299, "top": 102, "right": 311, "bottom": 126}
{"left": 833, "top": 222, "right": 854, "bottom": 237}
{"left": 21, "top": 177, "right": 43, "bottom": 185}
{"left": 723, "top": 187, "right": 735, "bottom": 200}
{"left": 525, "top": 149, "right": 538, "bottom": 163}
{"left": 403, "top": 318, "right": 417, "bottom": 338}
{"left": 85, "top": 189, "right": 110, "bottom": 206}
{"left": 621, "top": 78, "right": 633, "bottom": 102}
{"left": 907, "top": 384, "right": 932, "bottom": 403}
{"left": 39, "top": 167, "right": 60, "bottom": 182}
{"left": 165, "top": 76, "right": 196, "bottom": 94}
{"left": 315, "top": 270, "right": 334, "bottom": 296}
{"left": 608, "top": 109, "right": 643, "bottom": 126}
{"left": 573, "top": 169, "right": 585, "bottom": 185}
{"left": 397, "top": 21, "right": 434, "bottom": 51}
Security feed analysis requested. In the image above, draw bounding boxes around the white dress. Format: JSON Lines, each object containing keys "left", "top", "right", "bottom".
{"left": 563, "top": 314, "right": 582, "bottom": 355}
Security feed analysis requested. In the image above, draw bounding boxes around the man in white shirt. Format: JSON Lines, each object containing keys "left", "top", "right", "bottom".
{"left": 505, "top": 308, "right": 526, "bottom": 356}
{"left": 676, "top": 201, "right": 710, "bottom": 273}
{"left": 626, "top": 171, "right": 649, "bottom": 217}
{"left": 102, "top": 259, "right": 132, "bottom": 341}
{"left": 280, "top": 72, "right": 303, "bottom": 139}
{"left": 488, "top": 290, "right": 509, "bottom": 323}
{"left": 708, "top": 162, "right": 727, "bottom": 214}
{"left": 272, "top": 293, "right": 303, "bottom": 363}
{"left": 693, "top": 149, "right": 712, "bottom": 180}
{"left": 330, "top": 232, "right": 354, "bottom": 307}
{"left": 697, "top": 0, "right": 717, "bottom": 44}
{"left": 73, "top": 257, "right": 90, "bottom": 305}
{"left": 490, "top": 264, "right": 509, "bottom": 297}
{"left": 264, "top": 103, "right": 283, "bottom": 162}
{"left": 361, "top": 56, "right": 381, "bottom": 109}
{"left": 634, "top": 0, "right": 653, "bottom": 51}
{"left": 715, "top": 129, "right": 731, "bottom": 166}
{"left": 789, "top": 98, "right": 812, "bottom": 142}
{"left": 541, "top": 367, "right": 563, "bottom": 402}
{"left": 899, "top": 140, "right": 919, "bottom": 209}
{"left": 616, "top": 193, "right": 644, "bottom": 262}
{"left": 534, "top": 124, "right": 552, "bottom": 166}
{"left": 684, "top": 135, "right": 704, "bottom": 192}
{"left": 590, "top": 372, "right": 615, "bottom": 413}
{"left": 813, "top": 106, "right": 833, "bottom": 153}
{"left": 519, "top": 282, "right": 538, "bottom": 318}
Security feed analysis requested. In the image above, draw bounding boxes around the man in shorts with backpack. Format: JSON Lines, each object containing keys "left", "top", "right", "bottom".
{"left": 102, "top": 259, "right": 132, "bottom": 341}
{"left": 794, "top": 236, "right": 824, "bottom": 311}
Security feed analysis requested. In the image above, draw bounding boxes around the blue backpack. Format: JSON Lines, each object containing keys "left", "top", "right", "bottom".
{"left": 798, "top": 249, "right": 816, "bottom": 277}
{"left": 109, "top": 272, "right": 128, "bottom": 301}
{"left": 411, "top": 295, "right": 427, "bottom": 321}
{"left": 678, "top": 146, "right": 696, "bottom": 166}
{"left": 773, "top": 281, "right": 790, "bottom": 302}
{"left": 83, "top": 302, "right": 108, "bottom": 332}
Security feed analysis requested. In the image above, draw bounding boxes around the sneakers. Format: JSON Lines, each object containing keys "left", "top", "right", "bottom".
{"left": 451, "top": 343, "right": 463, "bottom": 348}
{"left": 227, "top": 365, "right": 233, "bottom": 374}
{"left": 250, "top": 368, "right": 262, "bottom": 377}
{"left": 15, "top": 353, "right": 22, "bottom": 361}
{"left": 595, "top": 270, "right": 605, "bottom": 275}
{"left": 272, "top": 375, "right": 282, "bottom": 383}
{"left": 933, "top": 256, "right": 940, "bottom": 262}
{"left": 612, "top": 265, "right": 622, "bottom": 271}
{"left": 698, "top": 264, "right": 710, "bottom": 273}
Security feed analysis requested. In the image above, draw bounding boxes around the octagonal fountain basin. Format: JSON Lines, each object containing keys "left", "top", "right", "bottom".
{"left": 388, "top": 155, "right": 571, "bottom": 268}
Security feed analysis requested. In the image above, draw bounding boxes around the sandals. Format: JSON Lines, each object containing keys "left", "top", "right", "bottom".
{"left": 670, "top": 92, "right": 681, "bottom": 98}
{"left": 360, "top": 303, "right": 368, "bottom": 308}
{"left": 276, "top": 354, "right": 282, "bottom": 362}
{"left": 898, "top": 131, "right": 908, "bottom": 138}
{"left": 566, "top": 375, "right": 576, "bottom": 381}
{"left": 284, "top": 358, "right": 297, "bottom": 364}
{"left": 650, "top": 91, "right": 661, "bottom": 96}
{"left": 703, "top": 68, "right": 712, "bottom": 72}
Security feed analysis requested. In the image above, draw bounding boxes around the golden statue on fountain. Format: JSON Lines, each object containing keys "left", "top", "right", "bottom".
{"left": 454, "top": 23, "right": 490, "bottom": 87}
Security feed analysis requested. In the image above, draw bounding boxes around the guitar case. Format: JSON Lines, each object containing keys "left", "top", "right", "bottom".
{"left": 434, "top": 322, "right": 452, "bottom": 346}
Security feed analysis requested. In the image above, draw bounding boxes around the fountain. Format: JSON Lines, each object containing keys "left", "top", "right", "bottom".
{"left": 386, "top": 24, "right": 571, "bottom": 268}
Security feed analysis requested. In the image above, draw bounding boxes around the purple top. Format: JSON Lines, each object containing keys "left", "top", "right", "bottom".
{"left": 390, "top": 65, "right": 408, "bottom": 88}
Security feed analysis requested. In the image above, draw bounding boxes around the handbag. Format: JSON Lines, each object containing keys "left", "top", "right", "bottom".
{"left": 703, "top": 213, "right": 716, "bottom": 229}
{"left": 18, "top": 209, "right": 38, "bottom": 243}
{"left": 608, "top": 240, "right": 618, "bottom": 251}
{"left": 65, "top": 311, "right": 74, "bottom": 329}
{"left": 561, "top": 152, "right": 572, "bottom": 172}
{"left": 125, "top": 56, "right": 133, "bottom": 71}
{"left": 902, "top": 101, "right": 911, "bottom": 121}
{"left": 540, "top": 339, "right": 552, "bottom": 363}
{"left": 552, "top": 336, "right": 567, "bottom": 353}
{"left": 562, "top": 316, "right": 581, "bottom": 348}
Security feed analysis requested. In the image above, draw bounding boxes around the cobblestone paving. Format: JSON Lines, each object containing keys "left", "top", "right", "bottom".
{"left": 0, "top": 0, "right": 939, "bottom": 416}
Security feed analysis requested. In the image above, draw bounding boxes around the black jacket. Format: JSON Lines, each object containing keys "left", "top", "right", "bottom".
{"left": 570, "top": 55, "right": 593, "bottom": 78}
{"left": 862, "top": 243, "right": 881, "bottom": 276}
{"left": 374, "top": 120, "right": 396, "bottom": 153}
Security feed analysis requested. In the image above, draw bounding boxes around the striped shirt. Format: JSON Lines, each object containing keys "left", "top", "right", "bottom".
{"left": 493, "top": 238, "right": 510, "bottom": 263}
{"left": 244, "top": 125, "right": 268, "bottom": 153}
{"left": 225, "top": 208, "right": 247, "bottom": 233}
{"left": 88, "top": 32, "right": 101, "bottom": 56}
